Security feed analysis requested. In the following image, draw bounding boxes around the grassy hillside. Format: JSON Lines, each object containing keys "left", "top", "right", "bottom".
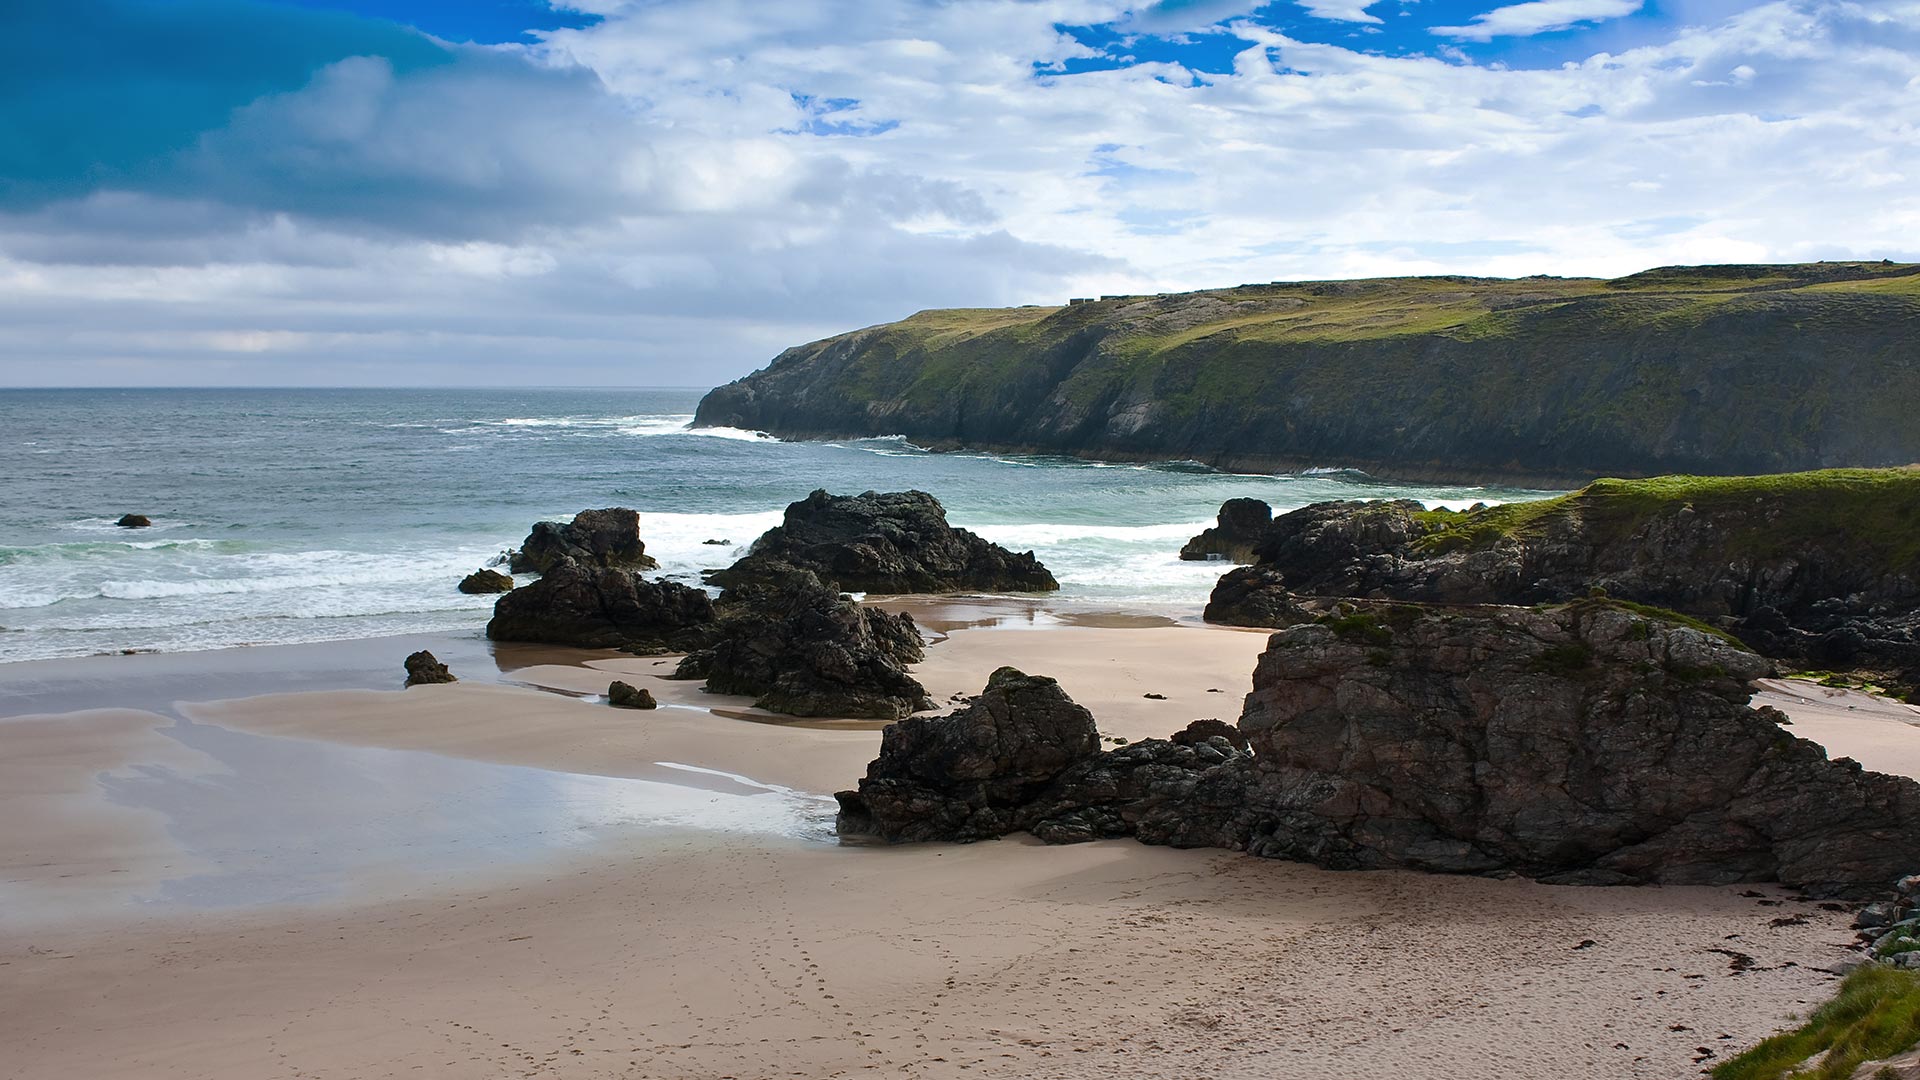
{"left": 698, "top": 262, "right": 1920, "bottom": 485}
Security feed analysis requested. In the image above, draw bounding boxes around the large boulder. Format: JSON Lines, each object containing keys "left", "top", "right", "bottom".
{"left": 835, "top": 667, "right": 1253, "bottom": 846}
{"left": 675, "top": 569, "right": 934, "bottom": 719}
{"left": 1201, "top": 566, "right": 1315, "bottom": 628}
{"left": 708, "top": 489, "right": 1057, "bottom": 595}
{"left": 486, "top": 557, "right": 714, "bottom": 651}
{"left": 1239, "top": 599, "right": 1920, "bottom": 896}
{"left": 509, "top": 508, "right": 658, "bottom": 575}
{"left": 1179, "top": 498, "right": 1273, "bottom": 563}
{"left": 608, "top": 681, "right": 658, "bottom": 709}
{"left": 115, "top": 513, "right": 151, "bottom": 528}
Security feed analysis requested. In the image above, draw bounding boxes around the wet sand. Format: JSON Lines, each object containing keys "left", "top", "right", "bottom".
{"left": 4, "top": 616, "right": 1916, "bottom": 1079}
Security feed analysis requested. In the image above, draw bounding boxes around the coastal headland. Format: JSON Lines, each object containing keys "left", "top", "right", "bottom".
{"left": 695, "top": 261, "right": 1920, "bottom": 486}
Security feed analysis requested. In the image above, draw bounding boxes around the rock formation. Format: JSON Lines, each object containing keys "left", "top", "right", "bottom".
{"left": 707, "top": 489, "right": 1057, "bottom": 595}
{"left": 509, "top": 508, "right": 658, "bottom": 575}
{"left": 486, "top": 557, "right": 714, "bottom": 651}
{"left": 403, "top": 650, "right": 456, "bottom": 687}
{"left": 115, "top": 514, "right": 151, "bottom": 528}
{"left": 458, "top": 568, "right": 514, "bottom": 594}
{"left": 838, "top": 601, "right": 1920, "bottom": 896}
{"left": 1179, "top": 498, "right": 1272, "bottom": 563}
{"left": 1201, "top": 566, "right": 1313, "bottom": 628}
{"left": 1204, "top": 472, "right": 1920, "bottom": 683}
{"left": 835, "top": 666, "right": 1250, "bottom": 846}
{"left": 1237, "top": 600, "right": 1920, "bottom": 895}
{"left": 695, "top": 262, "right": 1920, "bottom": 486}
{"left": 676, "top": 569, "right": 933, "bottom": 719}
{"left": 608, "top": 681, "right": 658, "bottom": 709}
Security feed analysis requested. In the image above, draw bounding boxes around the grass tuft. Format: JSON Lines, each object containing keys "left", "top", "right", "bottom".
{"left": 1713, "top": 966, "right": 1920, "bottom": 1080}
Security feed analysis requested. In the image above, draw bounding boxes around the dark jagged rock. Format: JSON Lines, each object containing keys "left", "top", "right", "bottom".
{"left": 835, "top": 667, "right": 1252, "bottom": 846}
{"left": 835, "top": 667, "right": 1103, "bottom": 841}
{"left": 1206, "top": 472, "right": 1920, "bottom": 683}
{"left": 458, "top": 568, "right": 514, "bottom": 594}
{"left": 837, "top": 600, "right": 1920, "bottom": 896}
{"left": 707, "top": 489, "right": 1057, "bottom": 595}
{"left": 115, "top": 514, "right": 151, "bottom": 528}
{"left": 1201, "top": 566, "right": 1315, "bottom": 628}
{"left": 1179, "top": 498, "right": 1273, "bottom": 563}
{"left": 509, "top": 508, "right": 658, "bottom": 575}
{"left": 694, "top": 263, "right": 1920, "bottom": 486}
{"left": 608, "top": 681, "right": 658, "bottom": 709}
{"left": 675, "top": 569, "right": 933, "bottom": 719}
{"left": 1171, "top": 717, "right": 1247, "bottom": 752}
{"left": 403, "top": 650, "right": 456, "bottom": 687}
{"left": 1238, "top": 600, "right": 1920, "bottom": 896}
{"left": 702, "top": 538, "right": 732, "bottom": 546}
{"left": 486, "top": 557, "right": 714, "bottom": 651}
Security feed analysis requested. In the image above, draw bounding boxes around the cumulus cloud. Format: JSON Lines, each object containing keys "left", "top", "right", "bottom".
{"left": 0, "top": 0, "right": 1916, "bottom": 386}
{"left": 1296, "top": 0, "right": 1387, "bottom": 24}
{"left": 1432, "top": 0, "right": 1645, "bottom": 41}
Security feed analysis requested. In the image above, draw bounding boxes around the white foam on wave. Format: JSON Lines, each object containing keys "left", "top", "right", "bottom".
{"left": 965, "top": 520, "right": 1211, "bottom": 547}
{"left": 684, "top": 425, "right": 779, "bottom": 442}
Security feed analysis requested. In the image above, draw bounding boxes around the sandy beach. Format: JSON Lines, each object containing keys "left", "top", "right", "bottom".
{"left": 5, "top": 603, "right": 1916, "bottom": 1079}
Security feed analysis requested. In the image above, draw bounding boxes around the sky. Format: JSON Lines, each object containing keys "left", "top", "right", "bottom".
{"left": 0, "top": 0, "right": 1915, "bottom": 387}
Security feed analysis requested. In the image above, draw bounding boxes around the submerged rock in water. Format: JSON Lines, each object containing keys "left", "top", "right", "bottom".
{"left": 509, "top": 508, "right": 658, "bottom": 575}
{"left": 676, "top": 569, "right": 933, "bottom": 719}
{"left": 115, "top": 514, "right": 151, "bottom": 528}
{"left": 608, "top": 680, "right": 658, "bottom": 709}
{"left": 403, "top": 650, "right": 456, "bottom": 687}
{"left": 486, "top": 557, "right": 714, "bottom": 651}
{"left": 707, "top": 489, "right": 1057, "bottom": 595}
{"left": 1179, "top": 498, "right": 1273, "bottom": 563}
{"left": 458, "top": 568, "right": 514, "bottom": 594}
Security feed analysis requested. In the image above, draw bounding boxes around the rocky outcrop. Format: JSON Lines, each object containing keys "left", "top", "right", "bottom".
{"left": 838, "top": 601, "right": 1920, "bottom": 896}
{"left": 1201, "top": 566, "right": 1315, "bottom": 628}
{"left": 1207, "top": 473, "right": 1920, "bottom": 680}
{"left": 403, "top": 650, "right": 456, "bottom": 687}
{"left": 835, "top": 667, "right": 1251, "bottom": 846}
{"left": 1239, "top": 600, "right": 1920, "bottom": 895}
{"left": 694, "top": 262, "right": 1920, "bottom": 486}
{"left": 486, "top": 557, "right": 714, "bottom": 651}
{"left": 458, "top": 568, "right": 514, "bottom": 594}
{"left": 675, "top": 569, "right": 933, "bottom": 719}
{"left": 608, "top": 681, "right": 657, "bottom": 709}
{"left": 707, "top": 489, "right": 1057, "bottom": 595}
{"left": 115, "top": 514, "right": 151, "bottom": 528}
{"left": 1179, "top": 498, "right": 1272, "bottom": 563}
{"left": 509, "top": 508, "right": 658, "bottom": 575}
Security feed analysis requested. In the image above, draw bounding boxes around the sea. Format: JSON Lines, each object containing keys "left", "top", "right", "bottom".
{"left": 0, "top": 387, "right": 1556, "bottom": 664}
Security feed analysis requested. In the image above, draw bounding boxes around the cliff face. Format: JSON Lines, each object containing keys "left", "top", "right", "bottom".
{"left": 695, "top": 263, "right": 1920, "bottom": 485}
{"left": 1198, "top": 470, "right": 1920, "bottom": 683}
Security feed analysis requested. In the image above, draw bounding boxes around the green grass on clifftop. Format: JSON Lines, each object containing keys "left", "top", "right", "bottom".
{"left": 1712, "top": 966, "right": 1920, "bottom": 1079}
{"left": 1411, "top": 468, "right": 1920, "bottom": 567}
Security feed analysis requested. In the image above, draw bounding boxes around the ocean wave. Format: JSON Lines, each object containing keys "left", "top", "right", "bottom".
{"left": 965, "top": 520, "right": 1211, "bottom": 546}
{"left": 684, "top": 425, "right": 779, "bottom": 442}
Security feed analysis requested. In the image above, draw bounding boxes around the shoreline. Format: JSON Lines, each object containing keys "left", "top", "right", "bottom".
{"left": 7, "top": 600, "right": 1920, "bottom": 1078}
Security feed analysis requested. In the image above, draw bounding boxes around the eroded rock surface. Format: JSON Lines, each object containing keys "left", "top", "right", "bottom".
{"left": 1240, "top": 600, "right": 1920, "bottom": 895}
{"left": 486, "top": 557, "right": 714, "bottom": 651}
{"left": 458, "top": 568, "right": 514, "bottom": 594}
{"left": 509, "top": 508, "right": 658, "bottom": 575}
{"left": 709, "top": 489, "right": 1057, "bottom": 595}
{"left": 839, "top": 601, "right": 1920, "bottom": 896}
{"left": 608, "top": 681, "right": 658, "bottom": 709}
{"left": 1179, "top": 498, "right": 1273, "bottom": 563}
{"left": 676, "top": 569, "right": 933, "bottom": 719}
{"left": 403, "top": 650, "right": 456, "bottom": 687}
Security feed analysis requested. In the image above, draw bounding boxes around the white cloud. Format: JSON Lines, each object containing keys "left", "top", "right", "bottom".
{"left": 1296, "top": 0, "right": 1386, "bottom": 24}
{"left": 2, "top": 0, "right": 1918, "bottom": 386}
{"left": 1433, "top": 0, "right": 1644, "bottom": 40}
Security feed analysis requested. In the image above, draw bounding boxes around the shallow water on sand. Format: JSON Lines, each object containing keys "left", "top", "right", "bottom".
{"left": 2, "top": 715, "right": 835, "bottom": 926}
